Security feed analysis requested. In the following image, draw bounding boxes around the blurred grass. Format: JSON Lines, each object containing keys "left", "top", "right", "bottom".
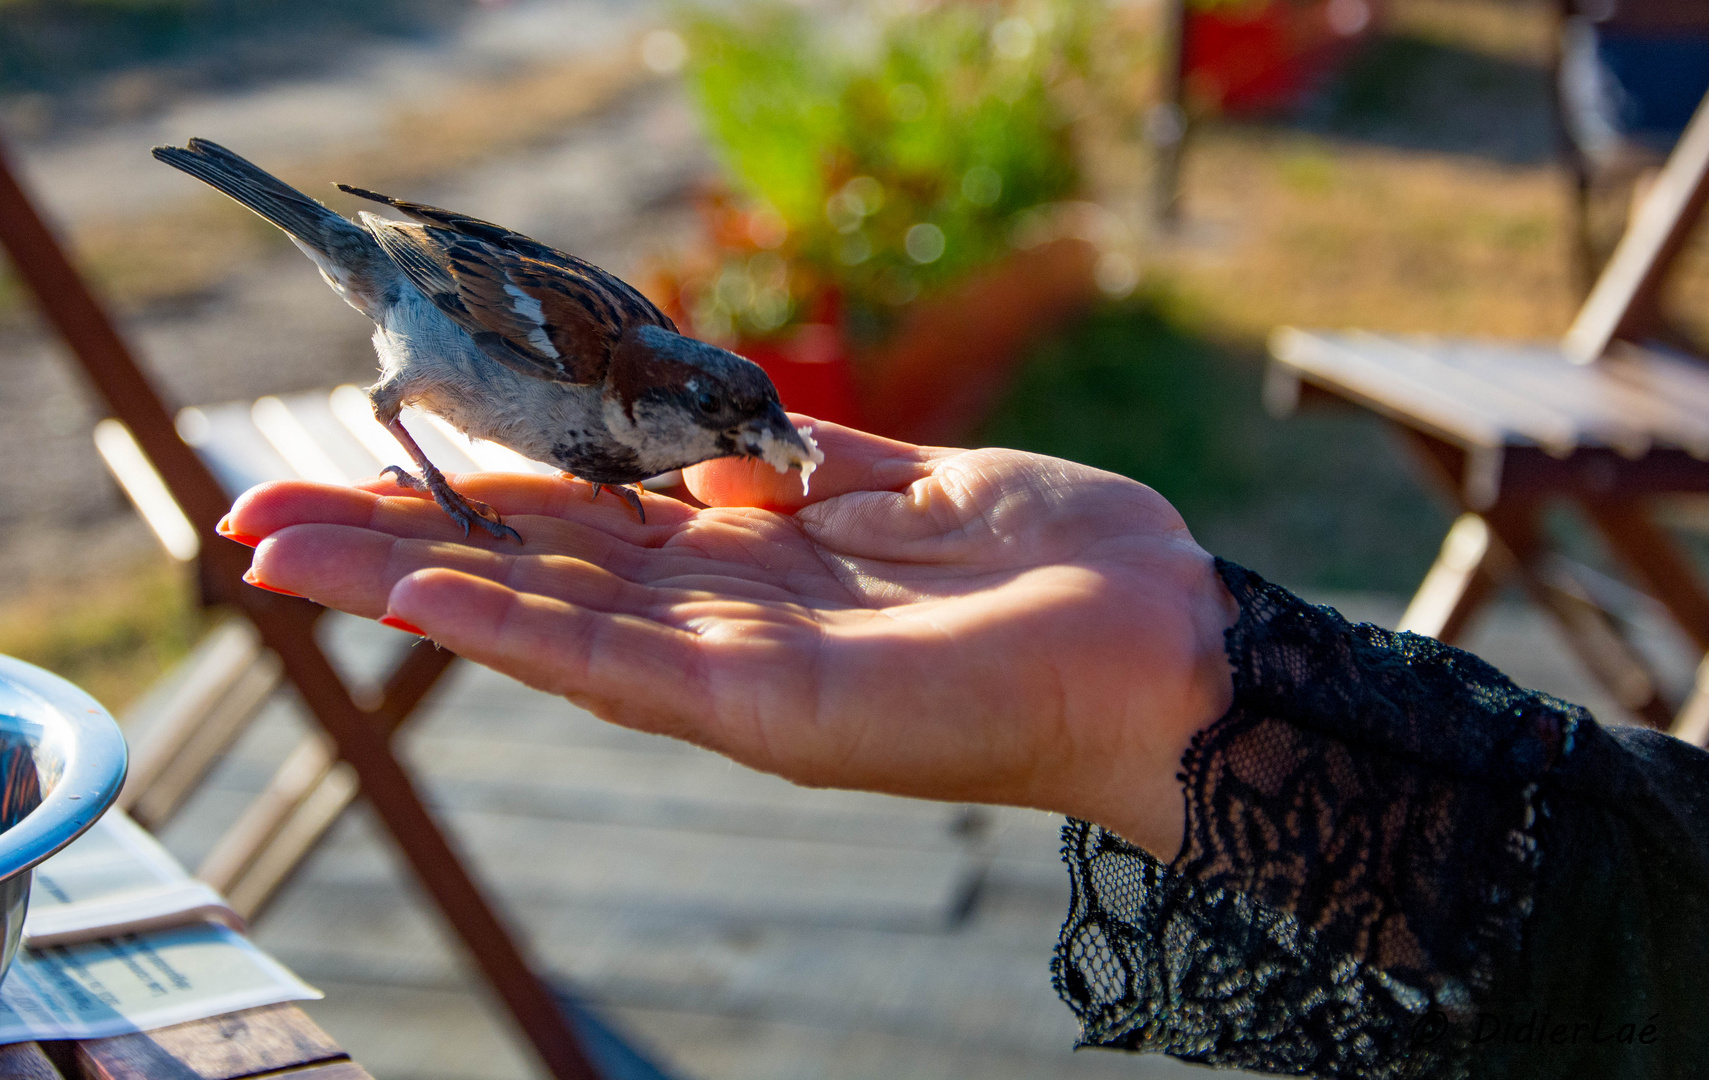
{"left": 0, "top": 554, "right": 201, "bottom": 713}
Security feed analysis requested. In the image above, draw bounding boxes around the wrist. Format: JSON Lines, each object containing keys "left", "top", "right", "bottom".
{"left": 1076, "top": 549, "right": 1237, "bottom": 861}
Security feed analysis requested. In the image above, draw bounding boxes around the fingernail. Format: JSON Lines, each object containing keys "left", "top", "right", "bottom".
{"left": 379, "top": 615, "right": 426, "bottom": 636}
{"left": 242, "top": 568, "right": 299, "bottom": 597}
{"left": 216, "top": 515, "right": 262, "bottom": 547}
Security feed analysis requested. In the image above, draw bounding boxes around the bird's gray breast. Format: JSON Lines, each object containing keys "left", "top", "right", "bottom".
{"left": 370, "top": 290, "right": 637, "bottom": 479}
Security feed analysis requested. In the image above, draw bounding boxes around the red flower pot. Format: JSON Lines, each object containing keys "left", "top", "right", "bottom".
{"left": 735, "top": 324, "right": 865, "bottom": 428}
{"left": 1186, "top": 0, "right": 1380, "bottom": 114}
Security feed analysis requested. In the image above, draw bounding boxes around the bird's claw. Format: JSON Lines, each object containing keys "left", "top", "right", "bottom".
{"left": 381, "top": 465, "right": 523, "bottom": 542}
{"left": 587, "top": 482, "right": 646, "bottom": 523}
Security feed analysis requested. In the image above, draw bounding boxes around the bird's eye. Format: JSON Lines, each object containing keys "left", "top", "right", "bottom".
{"left": 694, "top": 391, "right": 720, "bottom": 414}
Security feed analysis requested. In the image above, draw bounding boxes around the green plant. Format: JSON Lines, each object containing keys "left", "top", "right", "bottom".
{"left": 675, "top": 0, "right": 1112, "bottom": 344}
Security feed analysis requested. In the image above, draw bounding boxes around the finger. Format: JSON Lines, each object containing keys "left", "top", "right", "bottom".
{"left": 684, "top": 419, "right": 948, "bottom": 511}
{"left": 226, "top": 477, "right": 689, "bottom": 564}
{"left": 353, "top": 471, "right": 702, "bottom": 537}
{"left": 249, "top": 522, "right": 703, "bottom": 619}
{"left": 385, "top": 568, "right": 718, "bottom": 743}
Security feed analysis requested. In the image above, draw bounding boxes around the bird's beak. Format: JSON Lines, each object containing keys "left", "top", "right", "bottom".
{"left": 736, "top": 405, "right": 825, "bottom": 493}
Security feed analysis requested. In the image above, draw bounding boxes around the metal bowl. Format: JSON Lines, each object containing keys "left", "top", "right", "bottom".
{"left": 0, "top": 656, "right": 128, "bottom": 980}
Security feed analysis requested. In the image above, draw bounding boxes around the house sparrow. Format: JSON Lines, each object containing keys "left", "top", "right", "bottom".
{"left": 151, "top": 138, "right": 822, "bottom": 539}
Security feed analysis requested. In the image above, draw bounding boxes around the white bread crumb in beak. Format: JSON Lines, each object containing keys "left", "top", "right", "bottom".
{"left": 754, "top": 424, "right": 825, "bottom": 495}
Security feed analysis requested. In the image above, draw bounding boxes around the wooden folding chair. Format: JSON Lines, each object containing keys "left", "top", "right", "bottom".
{"left": 1267, "top": 88, "right": 1709, "bottom": 739}
{"left": 1557, "top": 0, "right": 1709, "bottom": 287}
{"left": 0, "top": 141, "right": 604, "bottom": 1078}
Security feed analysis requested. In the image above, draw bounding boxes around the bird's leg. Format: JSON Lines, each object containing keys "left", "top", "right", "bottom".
{"left": 573, "top": 477, "right": 647, "bottom": 524}
{"left": 380, "top": 418, "right": 522, "bottom": 542}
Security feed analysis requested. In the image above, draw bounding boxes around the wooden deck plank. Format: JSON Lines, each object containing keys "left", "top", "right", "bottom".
{"left": 401, "top": 736, "right": 975, "bottom": 846}
{"left": 253, "top": 871, "right": 1081, "bottom": 1050}
{"left": 295, "top": 807, "right": 978, "bottom": 927}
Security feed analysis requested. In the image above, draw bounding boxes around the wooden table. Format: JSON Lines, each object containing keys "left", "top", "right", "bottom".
{"left": 0, "top": 1003, "right": 371, "bottom": 1080}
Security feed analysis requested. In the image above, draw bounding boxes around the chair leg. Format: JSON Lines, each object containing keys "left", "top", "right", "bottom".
{"left": 246, "top": 601, "right": 599, "bottom": 1080}
{"left": 1398, "top": 513, "right": 1510, "bottom": 643}
{"left": 1671, "top": 655, "right": 1709, "bottom": 747}
{"left": 1579, "top": 496, "right": 1709, "bottom": 654}
{"left": 1484, "top": 501, "right": 1677, "bottom": 729}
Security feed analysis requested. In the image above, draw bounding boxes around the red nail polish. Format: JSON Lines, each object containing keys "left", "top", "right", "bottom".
{"left": 379, "top": 615, "right": 426, "bottom": 636}
{"left": 216, "top": 515, "right": 262, "bottom": 547}
{"left": 242, "top": 569, "right": 299, "bottom": 597}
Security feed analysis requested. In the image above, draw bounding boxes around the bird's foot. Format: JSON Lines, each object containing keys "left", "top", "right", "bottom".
{"left": 587, "top": 481, "right": 647, "bottom": 524}
{"left": 381, "top": 465, "right": 522, "bottom": 542}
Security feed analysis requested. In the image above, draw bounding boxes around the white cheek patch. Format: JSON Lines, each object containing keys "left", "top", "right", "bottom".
{"left": 754, "top": 424, "right": 825, "bottom": 495}
{"left": 502, "top": 283, "right": 561, "bottom": 359}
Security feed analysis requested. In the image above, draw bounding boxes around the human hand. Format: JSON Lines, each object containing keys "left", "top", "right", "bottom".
{"left": 223, "top": 422, "right": 1236, "bottom": 859}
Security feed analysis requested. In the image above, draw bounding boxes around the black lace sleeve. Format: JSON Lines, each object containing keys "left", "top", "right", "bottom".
{"left": 1053, "top": 559, "right": 1709, "bottom": 1079}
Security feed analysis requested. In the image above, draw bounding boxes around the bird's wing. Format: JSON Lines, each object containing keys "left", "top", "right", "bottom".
{"left": 345, "top": 187, "right": 675, "bottom": 385}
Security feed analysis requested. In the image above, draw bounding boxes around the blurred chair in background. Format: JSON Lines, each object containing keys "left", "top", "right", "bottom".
{"left": 1557, "top": 0, "right": 1709, "bottom": 287}
{"left": 1147, "top": 0, "right": 1381, "bottom": 227}
{"left": 1269, "top": 88, "right": 1709, "bottom": 742}
{"left": 0, "top": 137, "right": 643, "bottom": 1080}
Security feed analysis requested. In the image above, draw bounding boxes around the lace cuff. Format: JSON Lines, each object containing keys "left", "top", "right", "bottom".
{"left": 1053, "top": 559, "right": 1583, "bottom": 1077}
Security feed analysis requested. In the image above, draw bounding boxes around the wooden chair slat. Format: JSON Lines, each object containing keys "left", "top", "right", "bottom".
{"left": 74, "top": 1004, "right": 345, "bottom": 1080}
{"left": 264, "top": 1062, "right": 374, "bottom": 1080}
{"left": 0, "top": 1044, "right": 63, "bottom": 1080}
{"left": 1435, "top": 344, "right": 1709, "bottom": 455}
{"left": 179, "top": 404, "right": 295, "bottom": 498}
{"left": 1420, "top": 340, "right": 1656, "bottom": 449}
{"left": 1270, "top": 329, "right": 1515, "bottom": 448}
{"left": 273, "top": 394, "right": 390, "bottom": 483}
{"left": 393, "top": 410, "right": 485, "bottom": 476}
{"left": 1340, "top": 333, "right": 1589, "bottom": 451}
{"left": 421, "top": 412, "right": 558, "bottom": 475}
{"left": 326, "top": 386, "right": 402, "bottom": 467}
{"left": 251, "top": 397, "right": 351, "bottom": 485}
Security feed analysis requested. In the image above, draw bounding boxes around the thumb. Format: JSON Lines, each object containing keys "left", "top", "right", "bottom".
{"left": 685, "top": 418, "right": 951, "bottom": 511}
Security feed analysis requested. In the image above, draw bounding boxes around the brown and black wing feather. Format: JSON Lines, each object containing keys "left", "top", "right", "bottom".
{"left": 340, "top": 184, "right": 674, "bottom": 385}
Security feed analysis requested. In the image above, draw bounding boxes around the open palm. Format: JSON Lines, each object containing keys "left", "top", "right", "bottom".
{"left": 226, "top": 422, "right": 1234, "bottom": 857}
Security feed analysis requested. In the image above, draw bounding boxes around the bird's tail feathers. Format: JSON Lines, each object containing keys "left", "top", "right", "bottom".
{"left": 152, "top": 139, "right": 372, "bottom": 259}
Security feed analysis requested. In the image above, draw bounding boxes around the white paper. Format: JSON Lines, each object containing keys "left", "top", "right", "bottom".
{"left": 24, "top": 810, "right": 243, "bottom": 947}
{"left": 0, "top": 923, "right": 321, "bottom": 1043}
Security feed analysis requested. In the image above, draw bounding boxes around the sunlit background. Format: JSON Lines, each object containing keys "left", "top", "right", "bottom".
{"left": 1, "top": 1, "right": 1706, "bottom": 1077}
